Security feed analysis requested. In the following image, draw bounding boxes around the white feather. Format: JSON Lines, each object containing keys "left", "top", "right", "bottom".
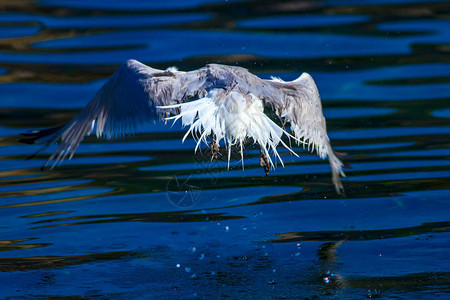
{"left": 160, "top": 89, "right": 297, "bottom": 169}
{"left": 165, "top": 66, "right": 178, "bottom": 72}
{"left": 270, "top": 76, "right": 285, "bottom": 83}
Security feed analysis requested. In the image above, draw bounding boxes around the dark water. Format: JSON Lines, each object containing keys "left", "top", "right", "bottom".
{"left": 0, "top": 0, "right": 449, "bottom": 299}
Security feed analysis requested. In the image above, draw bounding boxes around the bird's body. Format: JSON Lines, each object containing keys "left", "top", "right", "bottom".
{"left": 21, "top": 59, "right": 345, "bottom": 193}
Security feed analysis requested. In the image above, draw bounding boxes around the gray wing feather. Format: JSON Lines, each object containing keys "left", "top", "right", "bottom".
{"left": 215, "top": 66, "right": 345, "bottom": 192}
{"left": 37, "top": 59, "right": 204, "bottom": 168}
{"left": 261, "top": 73, "right": 345, "bottom": 192}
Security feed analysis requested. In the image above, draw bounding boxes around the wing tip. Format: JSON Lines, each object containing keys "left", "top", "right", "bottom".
{"left": 18, "top": 125, "right": 64, "bottom": 145}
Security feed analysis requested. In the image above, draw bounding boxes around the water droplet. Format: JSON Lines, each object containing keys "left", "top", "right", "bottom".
{"left": 191, "top": 247, "right": 197, "bottom": 253}
{"left": 367, "top": 289, "right": 382, "bottom": 298}
{"left": 185, "top": 267, "right": 191, "bottom": 273}
{"left": 199, "top": 253, "right": 205, "bottom": 260}
{"left": 176, "top": 264, "right": 181, "bottom": 268}
{"left": 224, "top": 226, "right": 230, "bottom": 231}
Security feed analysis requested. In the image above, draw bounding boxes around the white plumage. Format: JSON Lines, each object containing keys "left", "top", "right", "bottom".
{"left": 21, "top": 59, "right": 345, "bottom": 193}
{"left": 162, "top": 90, "right": 298, "bottom": 171}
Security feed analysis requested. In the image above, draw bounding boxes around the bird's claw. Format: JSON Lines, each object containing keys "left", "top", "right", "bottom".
{"left": 260, "top": 152, "right": 270, "bottom": 176}
{"left": 210, "top": 140, "right": 221, "bottom": 160}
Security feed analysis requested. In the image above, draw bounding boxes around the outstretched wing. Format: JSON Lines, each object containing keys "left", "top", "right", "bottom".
{"left": 256, "top": 72, "right": 345, "bottom": 192}
{"left": 159, "top": 64, "right": 345, "bottom": 192}
{"left": 211, "top": 65, "right": 344, "bottom": 192}
{"left": 22, "top": 59, "right": 207, "bottom": 168}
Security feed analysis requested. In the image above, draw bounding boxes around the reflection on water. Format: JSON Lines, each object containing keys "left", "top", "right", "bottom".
{"left": 0, "top": 0, "right": 449, "bottom": 298}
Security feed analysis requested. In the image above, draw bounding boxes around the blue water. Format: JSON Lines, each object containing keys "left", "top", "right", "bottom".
{"left": 0, "top": 0, "right": 449, "bottom": 299}
{"left": 237, "top": 14, "right": 370, "bottom": 29}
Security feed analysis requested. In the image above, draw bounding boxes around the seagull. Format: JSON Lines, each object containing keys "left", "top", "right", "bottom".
{"left": 20, "top": 59, "right": 345, "bottom": 193}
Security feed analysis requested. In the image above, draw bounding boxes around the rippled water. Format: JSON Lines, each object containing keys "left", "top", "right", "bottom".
{"left": 0, "top": 0, "right": 449, "bottom": 299}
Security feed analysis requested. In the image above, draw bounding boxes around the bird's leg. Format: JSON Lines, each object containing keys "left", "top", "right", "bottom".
{"left": 210, "top": 139, "right": 221, "bottom": 160}
{"left": 259, "top": 146, "right": 270, "bottom": 176}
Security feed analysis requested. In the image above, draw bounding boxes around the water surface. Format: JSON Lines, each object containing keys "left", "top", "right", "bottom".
{"left": 0, "top": 0, "right": 449, "bottom": 299}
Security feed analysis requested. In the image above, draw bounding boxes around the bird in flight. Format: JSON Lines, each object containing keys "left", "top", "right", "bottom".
{"left": 21, "top": 59, "right": 345, "bottom": 193}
